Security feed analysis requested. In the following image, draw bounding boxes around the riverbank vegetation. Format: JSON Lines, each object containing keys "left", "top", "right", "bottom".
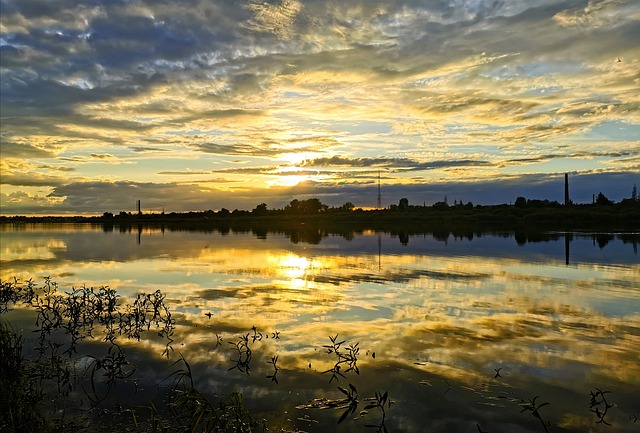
{"left": 2, "top": 193, "right": 639, "bottom": 231}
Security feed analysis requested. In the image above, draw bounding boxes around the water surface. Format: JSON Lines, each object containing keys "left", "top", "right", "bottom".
{"left": 1, "top": 224, "right": 639, "bottom": 432}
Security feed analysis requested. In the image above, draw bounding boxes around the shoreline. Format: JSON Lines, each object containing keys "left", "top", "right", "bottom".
{"left": 1, "top": 202, "right": 639, "bottom": 232}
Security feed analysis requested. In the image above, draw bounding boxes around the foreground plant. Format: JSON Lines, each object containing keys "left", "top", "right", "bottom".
{"left": 0, "top": 321, "right": 49, "bottom": 433}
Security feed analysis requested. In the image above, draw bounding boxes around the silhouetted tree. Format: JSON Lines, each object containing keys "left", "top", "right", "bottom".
{"left": 284, "top": 198, "right": 326, "bottom": 214}
{"left": 286, "top": 199, "right": 300, "bottom": 213}
{"left": 398, "top": 198, "right": 409, "bottom": 210}
{"left": 514, "top": 197, "right": 527, "bottom": 208}
{"left": 252, "top": 203, "right": 268, "bottom": 216}
{"left": 302, "top": 198, "right": 325, "bottom": 213}
{"left": 595, "top": 192, "right": 613, "bottom": 206}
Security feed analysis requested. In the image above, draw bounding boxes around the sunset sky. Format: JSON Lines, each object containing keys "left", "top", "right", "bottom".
{"left": 1, "top": 0, "right": 639, "bottom": 215}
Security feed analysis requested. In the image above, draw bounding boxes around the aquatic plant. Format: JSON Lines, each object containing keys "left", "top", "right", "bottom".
{"left": 322, "top": 334, "right": 360, "bottom": 383}
{"left": 589, "top": 388, "right": 615, "bottom": 426}
{"left": 0, "top": 278, "right": 176, "bottom": 429}
{"left": 228, "top": 333, "right": 253, "bottom": 375}
{"left": 224, "top": 326, "right": 281, "bottom": 380}
{"left": 266, "top": 355, "right": 279, "bottom": 384}
{"left": 0, "top": 320, "right": 50, "bottom": 433}
{"left": 1, "top": 277, "right": 175, "bottom": 359}
{"left": 363, "top": 390, "right": 393, "bottom": 433}
{"left": 296, "top": 382, "right": 360, "bottom": 424}
{"left": 84, "top": 343, "right": 135, "bottom": 406}
{"left": 297, "top": 382, "right": 394, "bottom": 431}
{"left": 164, "top": 354, "right": 266, "bottom": 433}
{"left": 519, "top": 396, "right": 550, "bottom": 433}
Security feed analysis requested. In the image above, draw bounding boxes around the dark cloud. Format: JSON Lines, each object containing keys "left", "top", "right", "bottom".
{"left": 1, "top": 173, "right": 67, "bottom": 187}
{"left": 192, "top": 142, "right": 280, "bottom": 156}
{"left": 302, "top": 156, "right": 492, "bottom": 171}
{"left": 36, "top": 164, "right": 75, "bottom": 172}
{"left": 506, "top": 150, "right": 638, "bottom": 164}
{"left": 0, "top": 141, "right": 56, "bottom": 159}
{"left": 3, "top": 170, "right": 638, "bottom": 215}
{"left": 129, "top": 146, "right": 171, "bottom": 153}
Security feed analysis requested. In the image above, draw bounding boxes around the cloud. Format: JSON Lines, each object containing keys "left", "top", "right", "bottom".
{"left": 300, "top": 155, "right": 493, "bottom": 171}
{"left": 2, "top": 169, "right": 638, "bottom": 215}
{"left": 0, "top": 141, "right": 56, "bottom": 159}
{"left": 553, "top": 0, "right": 639, "bottom": 28}
{"left": 129, "top": 146, "right": 171, "bottom": 153}
{"left": 0, "top": 173, "right": 67, "bottom": 187}
{"left": 244, "top": 0, "right": 303, "bottom": 41}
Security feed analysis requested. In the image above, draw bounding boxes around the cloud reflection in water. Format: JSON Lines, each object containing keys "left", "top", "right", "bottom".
{"left": 1, "top": 224, "right": 638, "bottom": 432}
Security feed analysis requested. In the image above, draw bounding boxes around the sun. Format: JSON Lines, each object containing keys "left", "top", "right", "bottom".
{"left": 266, "top": 153, "right": 328, "bottom": 187}
{"left": 280, "top": 152, "right": 307, "bottom": 166}
{"left": 268, "top": 174, "right": 314, "bottom": 187}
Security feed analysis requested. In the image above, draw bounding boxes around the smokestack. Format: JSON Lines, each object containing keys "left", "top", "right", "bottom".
{"left": 137, "top": 200, "right": 141, "bottom": 214}
{"left": 564, "top": 173, "right": 569, "bottom": 206}
{"left": 377, "top": 170, "right": 382, "bottom": 209}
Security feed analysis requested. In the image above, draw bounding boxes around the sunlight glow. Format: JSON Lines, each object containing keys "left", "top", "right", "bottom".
{"left": 271, "top": 253, "right": 310, "bottom": 281}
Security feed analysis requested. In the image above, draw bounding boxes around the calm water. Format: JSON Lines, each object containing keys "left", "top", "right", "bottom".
{"left": 1, "top": 224, "right": 639, "bottom": 432}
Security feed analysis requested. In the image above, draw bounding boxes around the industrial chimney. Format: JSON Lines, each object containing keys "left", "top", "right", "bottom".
{"left": 564, "top": 174, "right": 570, "bottom": 206}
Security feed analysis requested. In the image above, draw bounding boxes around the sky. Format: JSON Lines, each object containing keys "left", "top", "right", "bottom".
{"left": 1, "top": 0, "right": 639, "bottom": 215}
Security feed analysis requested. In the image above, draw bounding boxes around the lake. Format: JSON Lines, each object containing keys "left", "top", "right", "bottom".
{"left": 1, "top": 224, "right": 639, "bottom": 432}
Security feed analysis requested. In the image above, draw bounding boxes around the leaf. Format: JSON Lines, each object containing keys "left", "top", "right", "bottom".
{"left": 337, "top": 386, "right": 349, "bottom": 396}
{"left": 349, "top": 383, "right": 358, "bottom": 394}
{"left": 338, "top": 408, "right": 350, "bottom": 424}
